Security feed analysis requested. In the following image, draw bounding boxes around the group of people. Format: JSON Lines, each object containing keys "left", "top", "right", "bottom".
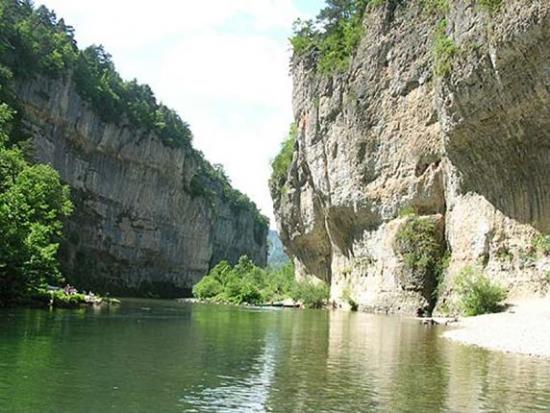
{"left": 63, "top": 284, "right": 78, "bottom": 295}
{"left": 62, "top": 284, "right": 96, "bottom": 297}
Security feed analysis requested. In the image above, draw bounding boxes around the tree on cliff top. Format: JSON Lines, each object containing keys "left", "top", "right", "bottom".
{"left": 290, "top": 0, "right": 368, "bottom": 73}
{"left": 0, "top": 0, "right": 192, "bottom": 148}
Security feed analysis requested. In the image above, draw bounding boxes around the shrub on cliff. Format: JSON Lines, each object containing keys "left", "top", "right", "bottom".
{"left": 478, "top": 0, "right": 503, "bottom": 12}
{"left": 433, "top": 20, "right": 457, "bottom": 77}
{"left": 395, "top": 215, "right": 443, "bottom": 274}
{"left": 290, "top": 0, "right": 368, "bottom": 74}
{"left": 455, "top": 267, "right": 507, "bottom": 316}
{"left": 533, "top": 234, "right": 550, "bottom": 256}
{"left": 0, "top": 103, "right": 73, "bottom": 305}
{"left": 269, "top": 123, "right": 297, "bottom": 200}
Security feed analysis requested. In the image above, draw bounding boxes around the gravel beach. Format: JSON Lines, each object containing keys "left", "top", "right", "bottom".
{"left": 442, "top": 297, "right": 550, "bottom": 358}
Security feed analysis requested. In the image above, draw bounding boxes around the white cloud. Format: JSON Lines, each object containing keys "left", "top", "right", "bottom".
{"left": 156, "top": 32, "right": 290, "bottom": 107}
{"left": 40, "top": 0, "right": 321, "bottom": 226}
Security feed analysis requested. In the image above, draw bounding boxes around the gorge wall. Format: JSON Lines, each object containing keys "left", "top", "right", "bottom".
{"left": 274, "top": 0, "right": 550, "bottom": 315}
{"left": 15, "top": 75, "right": 268, "bottom": 297}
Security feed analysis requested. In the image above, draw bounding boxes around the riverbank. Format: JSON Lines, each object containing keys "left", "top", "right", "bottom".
{"left": 23, "top": 288, "right": 120, "bottom": 309}
{"left": 442, "top": 297, "right": 550, "bottom": 358}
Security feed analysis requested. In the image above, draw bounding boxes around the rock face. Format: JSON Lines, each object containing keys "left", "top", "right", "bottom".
{"left": 274, "top": 0, "right": 550, "bottom": 315}
{"left": 16, "top": 75, "right": 267, "bottom": 297}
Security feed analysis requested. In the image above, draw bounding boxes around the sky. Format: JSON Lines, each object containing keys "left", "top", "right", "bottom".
{"left": 39, "top": 0, "right": 323, "bottom": 227}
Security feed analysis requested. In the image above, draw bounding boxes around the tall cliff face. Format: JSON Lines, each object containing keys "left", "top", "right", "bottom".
{"left": 274, "top": 0, "right": 550, "bottom": 314}
{"left": 16, "top": 75, "right": 267, "bottom": 297}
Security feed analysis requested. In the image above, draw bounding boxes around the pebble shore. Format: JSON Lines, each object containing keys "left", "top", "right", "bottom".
{"left": 442, "top": 297, "right": 550, "bottom": 358}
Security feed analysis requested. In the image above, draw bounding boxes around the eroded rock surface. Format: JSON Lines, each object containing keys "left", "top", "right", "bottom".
{"left": 17, "top": 76, "right": 267, "bottom": 296}
{"left": 274, "top": 0, "right": 550, "bottom": 314}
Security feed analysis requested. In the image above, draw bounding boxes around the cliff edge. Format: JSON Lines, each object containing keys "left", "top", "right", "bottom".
{"left": 273, "top": 0, "right": 550, "bottom": 315}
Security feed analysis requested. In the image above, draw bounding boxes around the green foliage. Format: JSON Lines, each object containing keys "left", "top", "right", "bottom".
{"left": 260, "top": 263, "right": 296, "bottom": 302}
{"left": 0, "top": 102, "right": 73, "bottom": 305}
{"left": 291, "top": 280, "right": 330, "bottom": 309}
{"left": 398, "top": 205, "right": 416, "bottom": 217}
{"left": 192, "top": 276, "right": 223, "bottom": 300}
{"left": 455, "top": 267, "right": 507, "bottom": 316}
{"left": 290, "top": 0, "right": 368, "bottom": 74}
{"left": 396, "top": 215, "right": 443, "bottom": 274}
{"left": 533, "top": 234, "right": 550, "bottom": 256}
{"left": 421, "top": 0, "right": 450, "bottom": 14}
{"left": 433, "top": 20, "right": 457, "bottom": 77}
{"left": 193, "top": 258, "right": 330, "bottom": 309}
{"left": 370, "top": 0, "right": 386, "bottom": 6}
{"left": 30, "top": 288, "right": 87, "bottom": 308}
{"left": 0, "top": 1, "right": 191, "bottom": 148}
{"left": 495, "top": 246, "right": 513, "bottom": 262}
{"left": 269, "top": 124, "right": 297, "bottom": 200}
{"left": 396, "top": 214, "right": 448, "bottom": 304}
{"left": 0, "top": 2, "right": 78, "bottom": 79}
{"left": 478, "top": 0, "right": 503, "bottom": 12}
{"left": 342, "top": 287, "right": 358, "bottom": 311}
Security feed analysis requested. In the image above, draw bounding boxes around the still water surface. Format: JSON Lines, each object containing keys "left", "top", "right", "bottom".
{"left": 1, "top": 299, "right": 549, "bottom": 413}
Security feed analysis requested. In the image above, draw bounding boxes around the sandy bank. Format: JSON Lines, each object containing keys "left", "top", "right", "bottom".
{"left": 442, "top": 297, "right": 550, "bottom": 358}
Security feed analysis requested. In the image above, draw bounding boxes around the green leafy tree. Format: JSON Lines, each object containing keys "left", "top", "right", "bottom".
{"left": 290, "top": 0, "right": 368, "bottom": 74}
{"left": 0, "top": 102, "right": 72, "bottom": 304}
{"left": 193, "top": 257, "right": 330, "bottom": 309}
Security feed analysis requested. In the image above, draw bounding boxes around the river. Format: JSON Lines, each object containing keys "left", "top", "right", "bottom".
{"left": 1, "top": 299, "right": 549, "bottom": 412}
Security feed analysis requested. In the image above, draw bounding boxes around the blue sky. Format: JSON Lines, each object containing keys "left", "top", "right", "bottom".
{"left": 39, "top": 0, "right": 324, "bottom": 227}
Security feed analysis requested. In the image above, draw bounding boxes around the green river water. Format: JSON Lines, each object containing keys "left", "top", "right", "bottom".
{"left": 1, "top": 299, "right": 549, "bottom": 413}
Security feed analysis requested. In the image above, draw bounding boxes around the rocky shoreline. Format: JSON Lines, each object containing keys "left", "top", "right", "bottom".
{"left": 441, "top": 297, "right": 550, "bottom": 358}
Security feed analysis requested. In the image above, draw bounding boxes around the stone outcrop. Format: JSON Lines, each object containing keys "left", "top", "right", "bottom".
{"left": 274, "top": 0, "right": 550, "bottom": 314}
{"left": 16, "top": 75, "right": 267, "bottom": 297}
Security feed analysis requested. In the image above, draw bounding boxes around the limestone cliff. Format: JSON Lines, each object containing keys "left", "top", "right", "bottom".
{"left": 274, "top": 0, "right": 550, "bottom": 314}
{"left": 15, "top": 75, "right": 267, "bottom": 297}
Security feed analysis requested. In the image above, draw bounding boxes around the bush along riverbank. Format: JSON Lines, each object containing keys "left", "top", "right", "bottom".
{"left": 192, "top": 256, "right": 329, "bottom": 309}
{"left": 28, "top": 285, "right": 120, "bottom": 309}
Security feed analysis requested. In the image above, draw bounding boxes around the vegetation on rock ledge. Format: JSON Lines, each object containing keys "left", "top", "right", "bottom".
{"left": 290, "top": 0, "right": 368, "bottom": 74}
{"left": 395, "top": 215, "right": 445, "bottom": 277}
{"left": 190, "top": 159, "right": 269, "bottom": 230}
{"left": 533, "top": 234, "right": 550, "bottom": 257}
{"left": 433, "top": 20, "right": 457, "bottom": 77}
{"left": 269, "top": 123, "right": 297, "bottom": 200}
{"left": 478, "top": 0, "right": 503, "bottom": 12}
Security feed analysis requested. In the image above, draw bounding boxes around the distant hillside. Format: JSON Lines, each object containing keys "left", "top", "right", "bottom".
{"left": 267, "top": 230, "right": 289, "bottom": 268}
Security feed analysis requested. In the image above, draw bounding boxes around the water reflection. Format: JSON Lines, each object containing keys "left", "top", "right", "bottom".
{"left": 0, "top": 301, "right": 549, "bottom": 413}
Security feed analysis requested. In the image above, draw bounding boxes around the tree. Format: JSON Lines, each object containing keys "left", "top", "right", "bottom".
{"left": 290, "top": 0, "right": 368, "bottom": 73}
{"left": 0, "top": 102, "right": 72, "bottom": 305}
